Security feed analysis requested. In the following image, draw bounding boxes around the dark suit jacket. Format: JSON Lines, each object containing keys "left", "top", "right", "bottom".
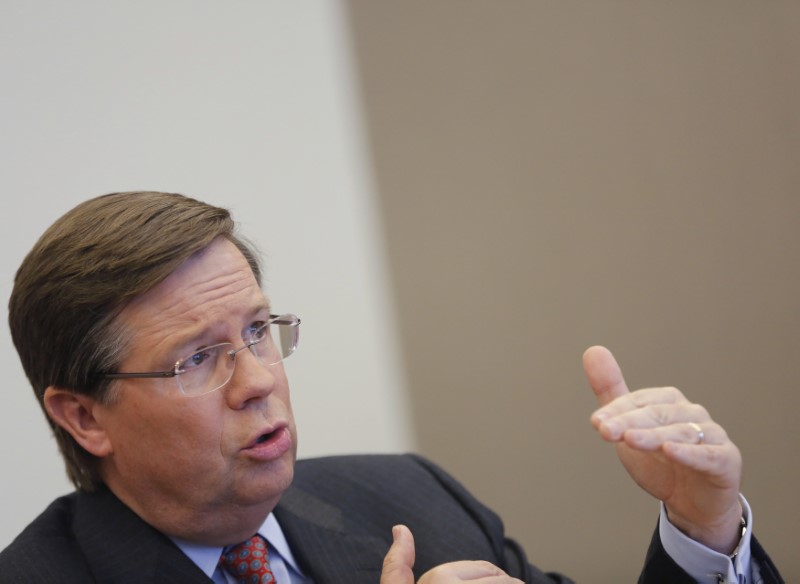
{"left": 0, "top": 454, "right": 784, "bottom": 583}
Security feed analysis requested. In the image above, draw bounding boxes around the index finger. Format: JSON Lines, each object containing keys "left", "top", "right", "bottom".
{"left": 582, "top": 346, "right": 630, "bottom": 407}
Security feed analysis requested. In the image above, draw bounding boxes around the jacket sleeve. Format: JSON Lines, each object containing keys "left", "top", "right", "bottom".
{"left": 410, "top": 454, "right": 785, "bottom": 584}
{"left": 638, "top": 524, "right": 785, "bottom": 584}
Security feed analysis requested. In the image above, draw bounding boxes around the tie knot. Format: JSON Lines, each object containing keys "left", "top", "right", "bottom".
{"left": 220, "top": 535, "right": 276, "bottom": 584}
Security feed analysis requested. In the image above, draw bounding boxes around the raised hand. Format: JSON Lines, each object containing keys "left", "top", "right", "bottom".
{"left": 583, "top": 346, "right": 743, "bottom": 554}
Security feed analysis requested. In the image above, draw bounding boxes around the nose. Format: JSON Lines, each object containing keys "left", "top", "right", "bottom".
{"left": 224, "top": 342, "right": 279, "bottom": 409}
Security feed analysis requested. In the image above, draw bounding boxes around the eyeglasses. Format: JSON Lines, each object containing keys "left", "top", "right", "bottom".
{"left": 102, "top": 313, "right": 300, "bottom": 397}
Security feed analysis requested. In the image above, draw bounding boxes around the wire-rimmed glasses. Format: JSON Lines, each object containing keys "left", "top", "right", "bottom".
{"left": 102, "top": 313, "right": 300, "bottom": 397}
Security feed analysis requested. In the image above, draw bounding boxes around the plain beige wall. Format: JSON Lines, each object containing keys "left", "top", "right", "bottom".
{"left": 346, "top": 1, "right": 799, "bottom": 581}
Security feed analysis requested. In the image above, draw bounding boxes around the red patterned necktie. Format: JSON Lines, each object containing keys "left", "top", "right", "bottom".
{"left": 219, "top": 535, "right": 277, "bottom": 584}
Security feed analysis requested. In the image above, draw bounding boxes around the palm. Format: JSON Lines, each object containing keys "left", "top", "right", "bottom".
{"left": 613, "top": 438, "right": 740, "bottom": 526}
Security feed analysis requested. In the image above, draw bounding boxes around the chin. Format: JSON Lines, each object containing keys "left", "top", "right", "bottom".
{"left": 238, "top": 457, "right": 295, "bottom": 507}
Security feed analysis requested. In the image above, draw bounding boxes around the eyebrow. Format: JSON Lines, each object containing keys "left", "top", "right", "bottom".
{"left": 169, "top": 302, "right": 272, "bottom": 358}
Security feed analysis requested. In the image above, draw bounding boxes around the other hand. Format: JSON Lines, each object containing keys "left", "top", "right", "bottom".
{"left": 381, "top": 525, "right": 523, "bottom": 584}
{"left": 583, "top": 346, "right": 743, "bottom": 554}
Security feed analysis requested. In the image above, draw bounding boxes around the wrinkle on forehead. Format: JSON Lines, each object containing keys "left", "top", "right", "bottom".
{"left": 115, "top": 239, "right": 268, "bottom": 365}
{"left": 141, "top": 265, "right": 256, "bottom": 324}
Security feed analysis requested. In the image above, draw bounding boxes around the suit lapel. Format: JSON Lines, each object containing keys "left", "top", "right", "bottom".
{"left": 67, "top": 469, "right": 407, "bottom": 584}
{"left": 72, "top": 488, "right": 212, "bottom": 583}
{"left": 275, "top": 486, "right": 389, "bottom": 584}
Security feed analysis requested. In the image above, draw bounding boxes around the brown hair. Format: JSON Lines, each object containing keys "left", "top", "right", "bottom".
{"left": 8, "top": 191, "right": 261, "bottom": 492}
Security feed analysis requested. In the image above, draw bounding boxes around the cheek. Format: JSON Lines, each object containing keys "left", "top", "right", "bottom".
{"left": 272, "top": 369, "right": 294, "bottom": 409}
{"left": 108, "top": 398, "right": 228, "bottom": 473}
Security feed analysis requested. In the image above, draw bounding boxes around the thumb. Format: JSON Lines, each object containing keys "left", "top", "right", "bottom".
{"left": 582, "top": 345, "right": 630, "bottom": 407}
{"left": 381, "top": 525, "right": 416, "bottom": 584}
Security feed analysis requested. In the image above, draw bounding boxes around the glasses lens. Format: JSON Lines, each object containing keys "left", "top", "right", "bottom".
{"left": 176, "top": 343, "right": 235, "bottom": 396}
{"left": 174, "top": 315, "right": 299, "bottom": 396}
{"left": 273, "top": 317, "right": 299, "bottom": 361}
{"left": 252, "top": 318, "right": 299, "bottom": 365}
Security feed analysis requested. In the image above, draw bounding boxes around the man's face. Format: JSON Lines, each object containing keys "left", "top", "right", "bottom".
{"left": 91, "top": 237, "right": 297, "bottom": 544}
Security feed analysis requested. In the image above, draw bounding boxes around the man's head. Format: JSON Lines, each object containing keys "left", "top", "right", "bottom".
{"left": 9, "top": 192, "right": 297, "bottom": 542}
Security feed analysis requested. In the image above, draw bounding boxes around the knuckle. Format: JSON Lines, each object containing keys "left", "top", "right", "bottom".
{"left": 664, "top": 386, "right": 685, "bottom": 401}
{"left": 629, "top": 391, "right": 650, "bottom": 407}
{"left": 688, "top": 403, "right": 709, "bottom": 420}
{"left": 650, "top": 404, "right": 671, "bottom": 425}
{"left": 382, "top": 555, "right": 396, "bottom": 571}
{"left": 474, "top": 560, "right": 502, "bottom": 573}
{"left": 676, "top": 402, "right": 705, "bottom": 420}
{"left": 704, "top": 445, "right": 723, "bottom": 466}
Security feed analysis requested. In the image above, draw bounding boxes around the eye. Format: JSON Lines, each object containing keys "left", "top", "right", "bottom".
{"left": 178, "top": 347, "right": 216, "bottom": 372}
{"left": 248, "top": 321, "right": 269, "bottom": 343}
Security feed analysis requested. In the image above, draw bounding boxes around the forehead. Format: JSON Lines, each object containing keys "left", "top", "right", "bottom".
{"left": 117, "top": 238, "right": 268, "bottom": 345}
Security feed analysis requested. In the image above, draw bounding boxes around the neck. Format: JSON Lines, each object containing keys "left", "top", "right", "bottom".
{"left": 104, "top": 479, "right": 280, "bottom": 546}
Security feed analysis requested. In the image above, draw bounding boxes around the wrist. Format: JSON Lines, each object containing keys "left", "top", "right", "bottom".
{"left": 665, "top": 501, "right": 744, "bottom": 554}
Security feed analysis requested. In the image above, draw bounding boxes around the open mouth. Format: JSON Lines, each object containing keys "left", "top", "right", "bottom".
{"left": 242, "top": 425, "right": 291, "bottom": 460}
{"left": 250, "top": 425, "right": 284, "bottom": 448}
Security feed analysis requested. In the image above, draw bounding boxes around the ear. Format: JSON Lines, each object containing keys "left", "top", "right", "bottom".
{"left": 43, "top": 387, "right": 113, "bottom": 458}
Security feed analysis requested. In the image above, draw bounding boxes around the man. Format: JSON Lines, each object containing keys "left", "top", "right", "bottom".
{"left": 1, "top": 191, "right": 783, "bottom": 583}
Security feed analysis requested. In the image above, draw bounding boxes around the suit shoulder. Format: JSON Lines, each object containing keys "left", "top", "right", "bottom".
{"left": 3, "top": 492, "right": 79, "bottom": 549}
{"left": 292, "top": 453, "right": 505, "bottom": 546}
{"left": 294, "top": 453, "right": 445, "bottom": 478}
{"left": 288, "top": 454, "right": 566, "bottom": 583}
{"left": 292, "top": 453, "right": 464, "bottom": 495}
{"left": 0, "top": 493, "right": 93, "bottom": 582}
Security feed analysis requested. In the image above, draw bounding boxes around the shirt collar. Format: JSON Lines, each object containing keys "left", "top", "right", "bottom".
{"left": 170, "top": 512, "right": 304, "bottom": 578}
{"left": 263, "top": 511, "right": 304, "bottom": 574}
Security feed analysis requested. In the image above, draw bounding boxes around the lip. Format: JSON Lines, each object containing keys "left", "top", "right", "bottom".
{"left": 241, "top": 423, "right": 292, "bottom": 462}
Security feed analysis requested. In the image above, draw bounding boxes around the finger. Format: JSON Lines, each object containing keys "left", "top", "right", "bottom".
{"left": 662, "top": 441, "right": 742, "bottom": 479}
{"left": 623, "top": 421, "right": 728, "bottom": 451}
{"left": 592, "top": 385, "right": 691, "bottom": 435}
{"left": 471, "top": 576, "right": 525, "bottom": 584}
{"left": 381, "top": 525, "right": 415, "bottom": 584}
{"left": 592, "top": 387, "right": 690, "bottom": 434}
{"left": 597, "top": 401, "right": 709, "bottom": 441}
{"left": 419, "top": 561, "right": 523, "bottom": 584}
{"left": 444, "top": 561, "right": 507, "bottom": 580}
{"left": 583, "top": 346, "right": 630, "bottom": 408}
{"left": 595, "top": 386, "right": 688, "bottom": 419}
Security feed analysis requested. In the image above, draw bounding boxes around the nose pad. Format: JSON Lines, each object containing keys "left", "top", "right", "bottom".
{"left": 246, "top": 343, "right": 263, "bottom": 364}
